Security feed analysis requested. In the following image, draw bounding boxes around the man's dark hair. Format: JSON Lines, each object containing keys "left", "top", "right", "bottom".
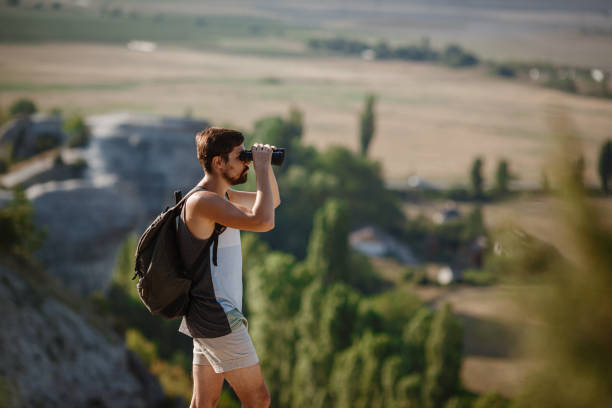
{"left": 196, "top": 128, "right": 244, "bottom": 173}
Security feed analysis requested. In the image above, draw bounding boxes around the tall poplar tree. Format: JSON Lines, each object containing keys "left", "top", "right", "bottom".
{"left": 423, "top": 304, "right": 463, "bottom": 408}
{"left": 359, "top": 94, "right": 376, "bottom": 156}
{"left": 306, "top": 199, "right": 350, "bottom": 283}
{"left": 494, "top": 159, "right": 511, "bottom": 195}
{"left": 470, "top": 157, "right": 484, "bottom": 199}
{"left": 597, "top": 139, "right": 612, "bottom": 194}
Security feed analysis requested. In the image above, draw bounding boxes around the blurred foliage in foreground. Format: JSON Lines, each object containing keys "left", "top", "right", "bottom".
{"left": 490, "top": 113, "right": 612, "bottom": 407}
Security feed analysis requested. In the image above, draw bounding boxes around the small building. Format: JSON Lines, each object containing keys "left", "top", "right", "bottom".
{"left": 349, "top": 226, "right": 420, "bottom": 266}
{"left": 432, "top": 201, "right": 460, "bottom": 224}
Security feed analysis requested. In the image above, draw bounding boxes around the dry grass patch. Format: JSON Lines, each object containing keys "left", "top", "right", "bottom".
{"left": 2, "top": 43, "right": 612, "bottom": 185}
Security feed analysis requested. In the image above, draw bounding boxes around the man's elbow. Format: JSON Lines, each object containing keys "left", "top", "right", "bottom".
{"left": 261, "top": 220, "right": 275, "bottom": 232}
{"left": 251, "top": 215, "right": 274, "bottom": 232}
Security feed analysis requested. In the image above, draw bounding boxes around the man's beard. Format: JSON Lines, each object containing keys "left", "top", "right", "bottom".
{"left": 222, "top": 168, "right": 248, "bottom": 185}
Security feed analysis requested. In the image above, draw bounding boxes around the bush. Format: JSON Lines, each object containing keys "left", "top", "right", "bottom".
{"left": 490, "top": 64, "right": 516, "bottom": 78}
{"left": 546, "top": 76, "right": 577, "bottom": 93}
{"left": 461, "top": 269, "right": 496, "bottom": 286}
{"left": 68, "top": 158, "right": 88, "bottom": 176}
{"left": 0, "top": 188, "right": 46, "bottom": 259}
{"left": 9, "top": 98, "right": 37, "bottom": 117}
{"left": 0, "top": 157, "right": 9, "bottom": 174}
{"left": 64, "top": 114, "right": 91, "bottom": 148}
{"left": 442, "top": 44, "right": 479, "bottom": 68}
{"left": 34, "top": 132, "right": 61, "bottom": 153}
{"left": 53, "top": 152, "right": 64, "bottom": 167}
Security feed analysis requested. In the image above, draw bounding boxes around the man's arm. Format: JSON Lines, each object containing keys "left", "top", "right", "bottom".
{"left": 194, "top": 144, "right": 276, "bottom": 232}
{"left": 228, "top": 162, "right": 281, "bottom": 209}
{"left": 192, "top": 191, "right": 273, "bottom": 232}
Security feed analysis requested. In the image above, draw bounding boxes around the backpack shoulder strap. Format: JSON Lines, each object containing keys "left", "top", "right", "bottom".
{"left": 178, "top": 186, "right": 228, "bottom": 270}
{"left": 174, "top": 186, "right": 207, "bottom": 209}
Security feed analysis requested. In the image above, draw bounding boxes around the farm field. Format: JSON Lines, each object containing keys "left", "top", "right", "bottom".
{"left": 371, "top": 255, "right": 539, "bottom": 398}
{"left": 2, "top": 42, "right": 612, "bottom": 186}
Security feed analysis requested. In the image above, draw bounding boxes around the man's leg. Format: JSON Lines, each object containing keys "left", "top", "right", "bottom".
{"left": 191, "top": 364, "right": 225, "bottom": 408}
{"left": 223, "top": 363, "right": 270, "bottom": 408}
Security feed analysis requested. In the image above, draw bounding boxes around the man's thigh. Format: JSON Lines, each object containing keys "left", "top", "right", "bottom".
{"left": 223, "top": 363, "right": 270, "bottom": 406}
{"left": 191, "top": 364, "right": 224, "bottom": 408}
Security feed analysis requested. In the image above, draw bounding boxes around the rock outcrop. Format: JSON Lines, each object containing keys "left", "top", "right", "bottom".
{"left": 0, "top": 114, "right": 66, "bottom": 161}
{"left": 20, "top": 112, "right": 209, "bottom": 293}
{"left": 0, "top": 262, "right": 166, "bottom": 407}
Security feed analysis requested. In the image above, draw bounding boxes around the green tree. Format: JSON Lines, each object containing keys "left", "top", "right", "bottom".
{"left": 494, "top": 159, "right": 511, "bottom": 195}
{"left": 251, "top": 108, "right": 303, "bottom": 150}
{"left": 287, "top": 106, "right": 303, "bottom": 141}
{"left": 306, "top": 199, "right": 350, "bottom": 284}
{"left": 9, "top": 98, "right": 37, "bottom": 117}
{"left": 246, "top": 248, "right": 308, "bottom": 407}
{"left": 111, "top": 234, "right": 139, "bottom": 298}
{"left": 330, "top": 332, "right": 395, "bottom": 408}
{"left": 292, "top": 282, "right": 360, "bottom": 408}
{"left": 423, "top": 303, "right": 463, "bottom": 408}
{"left": 462, "top": 205, "right": 486, "bottom": 242}
{"left": 597, "top": 139, "right": 612, "bottom": 194}
{"left": 470, "top": 157, "right": 484, "bottom": 199}
{"left": 359, "top": 94, "right": 376, "bottom": 156}
{"left": 472, "top": 392, "right": 509, "bottom": 408}
{"left": 403, "top": 307, "right": 434, "bottom": 373}
{"left": 0, "top": 188, "right": 46, "bottom": 259}
{"left": 64, "top": 114, "right": 91, "bottom": 148}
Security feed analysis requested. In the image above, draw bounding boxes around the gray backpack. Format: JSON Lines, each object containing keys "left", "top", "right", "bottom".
{"left": 132, "top": 187, "right": 225, "bottom": 319}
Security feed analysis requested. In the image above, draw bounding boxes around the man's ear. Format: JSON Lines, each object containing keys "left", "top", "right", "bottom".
{"left": 212, "top": 156, "right": 223, "bottom": 172}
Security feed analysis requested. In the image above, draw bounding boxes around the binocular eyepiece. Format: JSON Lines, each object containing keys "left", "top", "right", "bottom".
{"left": 239, "top": 148, "right": 286, "bottom": 166}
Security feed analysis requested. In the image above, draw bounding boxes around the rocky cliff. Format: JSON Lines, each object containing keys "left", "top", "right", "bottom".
{"left": 0, "top": 112, "right": 210, "bottom": 407}
{"left": 0, "top": 261, "right": 166, "bottom": 407}
{"left": 23, "top": 113, "right": 209, "bottom": 293}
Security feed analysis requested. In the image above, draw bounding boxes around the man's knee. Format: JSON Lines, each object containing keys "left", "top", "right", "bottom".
{"left": 245, "top": 384, "right": 270, "bottom": 408}
{"left": 256, "top": 384, "right": 271, "bottom": 407}
{"left": 191, "top": 393, "right": 220, "bottom": 408}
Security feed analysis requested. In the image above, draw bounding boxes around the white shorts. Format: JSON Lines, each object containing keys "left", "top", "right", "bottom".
{"left": 193, "top": 323, "right": 259, "bottom": 373}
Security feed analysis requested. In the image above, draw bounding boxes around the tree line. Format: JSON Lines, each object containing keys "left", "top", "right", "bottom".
{"left": 308, "top": 36, "right": 611, "bottom": 100}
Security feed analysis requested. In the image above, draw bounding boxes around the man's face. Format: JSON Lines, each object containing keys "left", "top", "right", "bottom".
{"left": 220, "top": 144, "right": 250, "bottom": 185}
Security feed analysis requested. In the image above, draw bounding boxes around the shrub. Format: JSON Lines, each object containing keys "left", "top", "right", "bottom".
{"left": 490, "top": 64, "right": 516, "bottom": 78}
{"left": 9, "top": 98, "right": 37, "bottom": 117}
{"left": 68, "top": 158, "right": 88, "bottom": 177}
{"left": 34, "top": 132, "right": 61, "bottom": 153}
{"left": 442, "top": 44, "right": 479, "bottom": 68}
{"left": 0, "top": 188, "right": 46, "bottom": 259}
{"left": 0, "top": 157, "right": 9, "bottom": 174}
{"left": 53, "top": 152, "right": 64, "bottom": 167}
{"left": 64, "top": 114, "right": 91, "bottom": 148}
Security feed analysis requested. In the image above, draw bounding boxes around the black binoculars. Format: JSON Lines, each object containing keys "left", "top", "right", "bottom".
{"left": 239, "top": 148, "right": 286, "bottom": 166}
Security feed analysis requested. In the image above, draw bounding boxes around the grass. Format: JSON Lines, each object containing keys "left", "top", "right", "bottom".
{"left": 0, "top": 6, "right": 309, "bottom": 56}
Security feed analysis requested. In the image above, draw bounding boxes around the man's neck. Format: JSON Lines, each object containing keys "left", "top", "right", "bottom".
{"left": 198, "top": 174, "right": 230, "bottom": 197}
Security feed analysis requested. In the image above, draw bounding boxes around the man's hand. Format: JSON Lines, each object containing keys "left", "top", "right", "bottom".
{"left": 251, "top": 143, "right": 274, "bottom": 173}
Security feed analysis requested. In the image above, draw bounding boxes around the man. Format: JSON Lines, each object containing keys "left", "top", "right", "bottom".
{"left": 177, "top": 127, "right": 280, "bottom": 408}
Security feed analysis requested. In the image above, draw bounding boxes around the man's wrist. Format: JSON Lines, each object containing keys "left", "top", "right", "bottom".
{"left": 255, "top": 166, "right": 270, "bottom": 178}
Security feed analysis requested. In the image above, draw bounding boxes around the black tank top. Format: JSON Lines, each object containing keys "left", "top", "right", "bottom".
{"left": 176, "top": 188, "right": 232, "bottom": 338}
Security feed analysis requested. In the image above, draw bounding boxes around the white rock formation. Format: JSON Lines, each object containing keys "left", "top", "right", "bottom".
{"left": 26, "top": 112, "right": 209, "bottom": 293}
{"left": 0, "top": 263, "right": 166, "bottom": 407}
